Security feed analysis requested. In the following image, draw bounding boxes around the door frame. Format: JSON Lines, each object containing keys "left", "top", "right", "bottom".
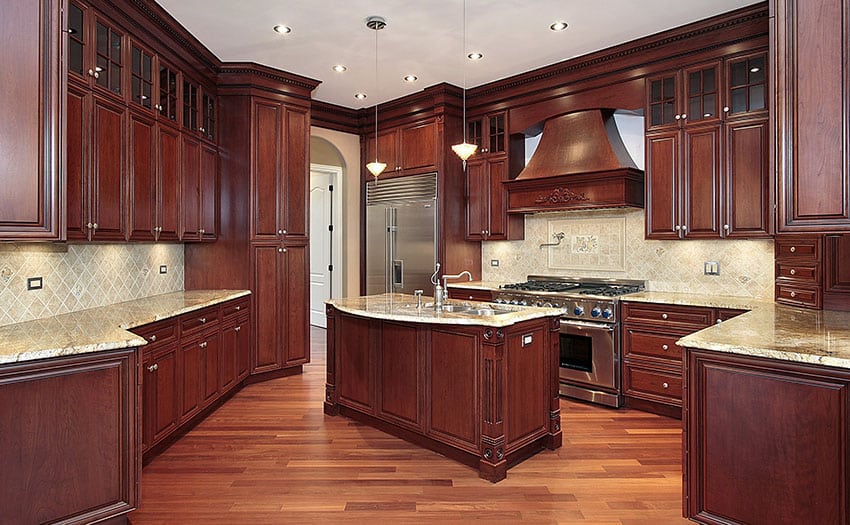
{"left": 310, "top": 163, "right": 344, "bottom": 301}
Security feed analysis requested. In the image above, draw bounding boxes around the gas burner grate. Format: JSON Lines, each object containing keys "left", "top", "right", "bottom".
{"left": 501, "top": 280, "right": 581, "bottom": 292}
{"left": 576, "top": 284, "right": 644, "bottom": 297}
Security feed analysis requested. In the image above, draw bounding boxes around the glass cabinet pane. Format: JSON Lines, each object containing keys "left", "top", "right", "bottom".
{"left": 468, "top": 120, "right": 483, "bottom": 149}
{"left": 686, "top": 65, "right": 718, "bottom": 122}
{"left": 95, "top": 20, "right": 122, "bottom": 94}
{"left": 183, "top": 81, "right": 198, "bottom": 130}
{"left": 130, "top": 44, "right": 153, "bottom": 108}
{"left": 727, "top": 53, "right": 768, "bottom": 115}
{"left": 489, "top": 114, "right": 505, "bottom": 153}
{"left": 159, "top": 65, "right": 178, "bottom": 121}
{"left": 68, "top": 3, "right": 84, "bottom": 76}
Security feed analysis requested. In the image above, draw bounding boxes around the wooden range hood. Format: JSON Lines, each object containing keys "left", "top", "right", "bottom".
{"left": 504, "top": 109, "right": 644, "bottom": 213}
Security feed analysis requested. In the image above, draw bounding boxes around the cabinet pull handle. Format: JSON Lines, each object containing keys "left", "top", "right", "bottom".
{"left": 723, "top": 106, "right": 730, "bottom": 113}
{"left": 674, "top": 114, "right": 681, "bottom": 120}
{"left": 199, "top": 317, "right": 206, "bottom": 323}
{"left": 278, "top": 229, "right": 283, "bottom": 235}
{"left": 199, "top": 127, "right": 206, "bottom": 133}
{"left": 86, "top": 222, "right": 93, "bottom": 229}
{"left": 149, "top": 334, "right": 157, "bottom": 342}
{"left": 789, "top": 291, "right": 796, "bottom": 298}
{"left": 662, "top": 344, "right": 668, "bottom": 351}
{"left": 235, "top": 326, "right": 241, "bottom": 332}
{"left": 789, "top": 268, "right": 796, "bottom": 275}
{"left": 235, "top": 305, "right": 241, "bottom": 311}
{"left": 661, "top": 313, "right": 668, "bottom": 320}
{"left": 92, "top": 223, "right": 98, "bottom": 230}
{"left": 278, "top": 247, "right": 283, "bottom": 253}
{"left": 200, "top": 341, "right": 207, "bottom": 348}
{"left": 790, "top": 246, "right": 796, "bottom": 253}
{"left": 723, "top": 224, "right": 730, "bottom": 231}
{"left": 88, "top": 68, "right": 99, "bottom": 79}
{"left": 147, "top": 364, "right": 158, "bottom": 372}
{"left": 680, "top": 113, "right": 687, "bottom": 119}
{"left": 662, "top": 382, "right": 669, "bottom": 389}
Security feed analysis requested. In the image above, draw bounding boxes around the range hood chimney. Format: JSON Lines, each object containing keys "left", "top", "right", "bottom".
{"left": 505, "top": 109, "right": 644, "bottom": 213}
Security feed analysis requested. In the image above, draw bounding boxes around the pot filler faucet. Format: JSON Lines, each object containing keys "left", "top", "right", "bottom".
{"left": 441, "top": 271, "right": 473, "bottom": 301}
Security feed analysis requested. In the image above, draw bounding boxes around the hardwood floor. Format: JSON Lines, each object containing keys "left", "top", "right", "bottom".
{"left": 129, "top": 327, "right": 688, "bottom": 524}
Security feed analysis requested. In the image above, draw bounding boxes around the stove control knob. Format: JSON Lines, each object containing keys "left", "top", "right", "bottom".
{"left": 601, "top": 308, "right": 613, "bottom": 319}
{"left": 573, "top": 305, "right": 584, "bottom": 316}
{"left": 494, "top": 298, "right": 504, "bottom": 304}
{"left": 591, "top": 307, "right": 602, "bottom": 318}
{"left": 519, "top": 300, "right": 528, "bottom": 306}
{"left": 510, "top": 300, "right": 519, "bottom": 305}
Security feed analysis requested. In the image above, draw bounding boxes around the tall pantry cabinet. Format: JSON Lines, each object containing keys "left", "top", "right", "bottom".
{"left": 185, "top": 64, "right": 319, "bottom": 377}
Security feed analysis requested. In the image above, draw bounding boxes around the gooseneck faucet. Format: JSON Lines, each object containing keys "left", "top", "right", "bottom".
{"left": 430, "top": 263, "right": 443, "bottom": 309}
{"left": 441, "top": 271, "right": 473, "bottom": 301}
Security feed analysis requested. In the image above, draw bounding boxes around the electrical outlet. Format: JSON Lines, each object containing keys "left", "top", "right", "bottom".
{"left": 159, "top": 265, "right": 167, "bottom": 274}
{"left": 0, "top": 265, "right": 12, "bottom": 285}
{"left": 27, "top": 277, "right": 43, "bottom": 290}
{"left": 490, "top": 259, "right": 500, "bottom": 267}
{"left": 704, "top": 261, "right": 720, "bottom": 276}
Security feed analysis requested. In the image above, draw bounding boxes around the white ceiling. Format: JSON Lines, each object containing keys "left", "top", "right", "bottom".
{"left": 157, "top": 0, "right": 760, "bottom": 108}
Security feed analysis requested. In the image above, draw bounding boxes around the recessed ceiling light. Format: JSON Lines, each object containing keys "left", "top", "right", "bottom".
{"left": 354, "top": 93, "right": 367, "bottom": 100}
{"left": 403, "top": 75, "right": 418, "bottom": 83}
{"left": 332, "top": 64, "right": 347, "bottom": 73}
{"left": 550, "top": 21, "right": 569, "bottom": 31}
{"left": 273, "top": 24, "right": 291, "bottom": 34}
{"left": 467, "top": 52, "right": 484, "bottom": 60}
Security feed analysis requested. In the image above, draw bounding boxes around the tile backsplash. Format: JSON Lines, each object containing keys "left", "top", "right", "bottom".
{"left": 482, "top": 209, "right": 774, "bottom": 300}
{"left": 0, "top": 244, "right": 184, "bottom": 326}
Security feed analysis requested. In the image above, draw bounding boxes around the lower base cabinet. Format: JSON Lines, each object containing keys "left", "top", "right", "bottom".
{"left": 0, "top": 349, "right": 140, "bottom": 525}
{"left": 684, "top": 348, "right": 850, "bottom": 524}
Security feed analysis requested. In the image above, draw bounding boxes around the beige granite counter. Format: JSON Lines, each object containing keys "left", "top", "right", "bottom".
{"left": 445, "top": 280, "right": 508, "bottom": 291}
{"left": 0, "top": 290, "right": 250, "bottom": 365}
{"left": 622, "top": 291, "right": 769, "bottom": 311}
{"left": 327, "top": 293, "right": 561, "bottom": 327}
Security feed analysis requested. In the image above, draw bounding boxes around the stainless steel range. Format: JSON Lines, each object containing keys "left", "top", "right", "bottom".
{"left": 492, "top": 276, "right": 645, "bottom": 408}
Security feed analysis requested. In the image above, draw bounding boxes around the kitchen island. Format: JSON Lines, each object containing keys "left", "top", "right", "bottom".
{"left": 324, "top": 293, "right": 563, "bottom": 482}
{"left": 677, "top": 304, "right": 850, "bottom": 524}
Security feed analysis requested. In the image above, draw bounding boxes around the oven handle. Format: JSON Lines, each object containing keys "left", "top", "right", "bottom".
{"left": 559, "top": 319, "right": 615, "bottom": 333}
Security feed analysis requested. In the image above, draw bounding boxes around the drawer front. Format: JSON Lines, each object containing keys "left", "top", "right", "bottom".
{"left": 776, "top": 261, "right": 820, "bottom": 283}
{"left": 132, "top": 319, "right": 178, "bottom": 349}
{"left": 775, "top": 283, "right": 822, "bottom": 309}
{"left": 624, "top": 365, "right": 682, "bottom": 404}
{"left": 221, "top": 297, "right": 250, "bottom": 319}
{"left": 716, "top": 309, "right": 746, "bottom": 323}
{"left": 180, "top": 306, "right": 220, "bottom": 334}
{"left": 623, "top": 329, "right": 683, "bottom": 363}
{"left": 446, "top": 288, "right": 493, "bottom": 302}
{"left": 775, "top": 236, "right": 821, "bottom": 260}
{"left": 621, "top": 302, "right": 714, "bottom": 328}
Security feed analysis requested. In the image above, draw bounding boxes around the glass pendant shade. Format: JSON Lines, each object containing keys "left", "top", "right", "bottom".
{"left": 451, "top": 141, "right": 478, "bottom": 161}
{"left": 366, "top": 161, "right": 387, "bottom": 177}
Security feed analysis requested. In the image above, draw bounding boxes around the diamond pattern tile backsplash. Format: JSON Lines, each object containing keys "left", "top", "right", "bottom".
{"left": 482, "top": 209, "right": 775, "bottom": 300}
{"left": 0, "top": 244, "right": 184, "bottom": 326}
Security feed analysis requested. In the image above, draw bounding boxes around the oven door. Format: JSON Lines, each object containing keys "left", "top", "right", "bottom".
{"left": 559, "top": 319, "right": 617, "bottom": 391}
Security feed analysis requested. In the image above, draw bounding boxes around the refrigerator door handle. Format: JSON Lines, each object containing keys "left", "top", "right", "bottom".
{"left": 392, "top": 259, "right": 403, "bottom": 289}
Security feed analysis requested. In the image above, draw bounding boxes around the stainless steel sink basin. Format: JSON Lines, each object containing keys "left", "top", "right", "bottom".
{"left": 439, "top": 304, "right": 472, "bottom": 312}
{"left": 463, "top": 308, "right": 512, "bottom": 316}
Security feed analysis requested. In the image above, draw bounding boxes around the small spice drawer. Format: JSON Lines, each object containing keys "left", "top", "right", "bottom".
{"left": 132, "top": 318, "right": 178, "bottom": 350}
{"left": 775, "top": 234, "right": 823, "bottom": 310}
{"left": 623, "top": 364, "right": 683, "bottom": 405}
{"left": 623, "top": 329, "right": 683, "bottom": 364}
{"left": 180, "top": 306, "right": 219, "bottom": 334}
{"left": 621, "top": 302, "right": 715, "bottom": 328}
{"left": 775, "top": 235, "right": 822, "bottom": 259}
{"left": 775, "top": 283, "right": 822, "bottom": 309}
{"left": 447, "top": 288, "right": 493, "bottom": 302}
{"left": 776, "top": 261, "right": 820, "bottom": 283}
{"left": 222, "top": 297, "right": 250, "bottom": 319}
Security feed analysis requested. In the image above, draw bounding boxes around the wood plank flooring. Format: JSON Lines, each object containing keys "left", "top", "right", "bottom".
{"left": 128, "top": 327, "right": 688, "bottom": 524}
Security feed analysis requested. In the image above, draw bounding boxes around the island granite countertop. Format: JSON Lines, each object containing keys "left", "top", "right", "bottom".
{"left": 327, "top": 293, "right": 562, "bottom": 327}
{"left": 0, "top": 289, "right": 250, "bottom": 365}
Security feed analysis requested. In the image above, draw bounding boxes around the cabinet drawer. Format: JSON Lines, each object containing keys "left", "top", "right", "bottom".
{"left": 624, "top": 365, "right": 682, "bottom": 404}
{"left": 180, "top": 306, "right": 219, "bottom": 334}
{"left": 775, "top": 236, "right": 821, "bottom": 260}
{"left": 132, "top": 319, "right": 178, "bottom": 350}
{"left": 221, "top": 297, "right": 250, "bottom": 319}
{"left": 775, "top": 283, "right": 822, "bottom": 309}
{"left": 716, "top": 309, "right": 746, "bottom": 323}
{"left": 776, "top": 261, "right": 820, "bottom": 283}
{"left": 621, "top": 302, "right": 714, "bottom": 328}
{"left": 623, "top": 329, "right": 682, "bottom": 363}
{"left": 447, "top": 288, "right": 492, "bottom": 302}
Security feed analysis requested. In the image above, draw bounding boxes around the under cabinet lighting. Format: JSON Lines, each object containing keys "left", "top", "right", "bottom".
{"left": 273, "top": 24, "right": 292, "bottom": 34}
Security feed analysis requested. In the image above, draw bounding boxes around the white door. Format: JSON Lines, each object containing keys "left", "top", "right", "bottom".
{"left": 309, "top": 171, "right": 334, "bottom": 328}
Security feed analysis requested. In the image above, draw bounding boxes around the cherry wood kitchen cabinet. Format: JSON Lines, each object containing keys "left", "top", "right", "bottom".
{"left": 129, "top": 120, "right": 180, "bottom": 241}
{"left": 775, "top": 0, "right": 850, "bottom": 231}
{"left": 774, "top": 234, "right": 823, "bottom": 309}
{"left": 825, "top": 234, "right": 850, "bottom": 310}
{"left": 447, "top": 287, "right": 494, "bottom": 302}
{"left": 0, "top": 0, "right": 63, "bottom": 240}
{"left": 621, "top": 301, "right": 744, "bottom": 417}
{"left": 364, "top": 119, "right": 439, "bottom": 180}
{"left": 683, "top": 348, "right": 850, "bottom": 524}
{"left": 221, "top": 297, "right": 251, "bottom": 391}
{"left": 136, "top": 319, "right": 180, "bottom": 452}
{"left": 645, "top": 52, "right": 770, "bottom": 240}
{"left": 0, "top": 348, "right": 140, "bottom": 525}
{"left": 325, "top": 305, "right": 562, "bottom": 482}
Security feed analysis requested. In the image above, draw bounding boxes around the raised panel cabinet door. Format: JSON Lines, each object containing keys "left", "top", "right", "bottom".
{"left": 486, "top": 157, "right": 509, "bottom": 238}
{"left": 156, "top": 124, "right": 181, "bottom": 241}
{"left": 90, "top": 94, "right": 128, "bottom": 241}
{"left": 825, "top": 234, "right": 850, "bottom": 309}
{"left": 336, "top": 314, "right": 373, "bottom": 412}
{"left": 220, "top": 323, "right": 240, "bottom": 392}
{"left": 200, "top": 143, "right": 218, "bottom": 240}
{"left": 236, "top": 314, "right": 251, "bottom": 380}
{"left": 465, "top": 159, "right": 487, "bottom": 240}
{"left": 144, "top": 344, "right": 180, "bottom": 448}
{"left": 400, "top": 121, "right": 437, "bottom": 171}
{"left": 427, "top": 329, "right": 479, "bottom": 452}
{"left": 725, "top": 117, "right": 771, "bottom": 237}
{"left": 284, "top": 244, "right": 310, "bottom": 366}
{"left": 645, "top": 130, "right": 680, "bottom": 239}
{"left": 252, "top": 245, "right": 283, "bottom": 372}
{"left": 180, "top": 133, "right": 201, "bottom": 240}
{"left": 777, "top": 0, "right": 850, "bottom": 229}
{"left": 504, "top": 326, "right": 548, "bottom": 449}
{"left": 252, "top": 99, "right": 283, "bottom": 240}
{"left": 128, "top": 112, "right": 156, "bottom": 241}
{"left": 645, "top": 72, "right": 679, "bottom": 130}
{"left": 0, "top": 0, "right": 62, "bottom": 240}
{"left": 682, "top": 61, "right": 722, "bottom": 126}
{"left": 180, "top": 337, "right": 203, "bottom": 420}
{"left": 682, "top": 124, "right": 722, "bottom": 238}
{"left": 365, "top": 129, "right": 399, "bottom": 178}
{"left": 377, "top": 322, "right": 421, "bottom": 429}
{"left": 283, "top": 107, "right": 308, "bottom": 237}
{"left": 66, "top": 83, "right": 90, "bottom": 240}
{"left": 201, "top": 330, "right": 221, "bottom": 406}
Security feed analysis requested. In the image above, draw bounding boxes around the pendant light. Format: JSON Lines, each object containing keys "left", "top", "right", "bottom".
{"left": 451, "top": 0, "right": 478, "bottom": 167}
{"left": 365, "top": 16, "right": 387, "bottom": 179}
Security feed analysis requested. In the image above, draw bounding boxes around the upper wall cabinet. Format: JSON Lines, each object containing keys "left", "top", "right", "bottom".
{"left": 775, "top": 0, "right": 850, "bottom": 231}
{"left": 364, "top": 120, "right": 439, "bottom": 180}
{"left": 0, "top": 0, "right": 63, "bottom": 240}
{"left": 645, "top": 52, "right": 771, "bottom": 240}
{"left": 68, "top": 3, "right": 125, "bottom": 102}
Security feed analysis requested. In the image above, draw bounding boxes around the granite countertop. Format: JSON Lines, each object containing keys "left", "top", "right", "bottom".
{"left": 445, "top": 280, "right": 509, "bottom": 291}
{"left": 327, "top": 293, "right": 561, "bottom": 327}
{"left": 0, "top": 290, "right": 250, "bottom": 365}
{"left": 621, "top": 291, "right": 768, "bottom": 311}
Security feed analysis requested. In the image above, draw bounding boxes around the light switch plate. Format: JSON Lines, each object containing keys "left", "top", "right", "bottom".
{"left": 704, "top": 261, "right": 720, "bottom": 275}
{"left": 27, "top": 277, "right": 43, "bottom": 290}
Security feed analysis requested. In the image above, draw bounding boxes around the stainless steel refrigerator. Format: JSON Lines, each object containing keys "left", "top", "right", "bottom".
{"left": 365, "top": 173, "right": 438, "bottom": 295}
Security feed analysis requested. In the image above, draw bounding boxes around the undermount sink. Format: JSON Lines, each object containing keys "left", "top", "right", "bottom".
{"left": 438, "top": 304, "right": 472, "bottom": 312}
{"left": 463, "top": 308, "right": 511, "bottom": 316}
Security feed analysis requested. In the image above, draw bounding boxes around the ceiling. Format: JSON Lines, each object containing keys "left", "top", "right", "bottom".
{"left": 157, "top": 0, "right": 760, "bottom": 109}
